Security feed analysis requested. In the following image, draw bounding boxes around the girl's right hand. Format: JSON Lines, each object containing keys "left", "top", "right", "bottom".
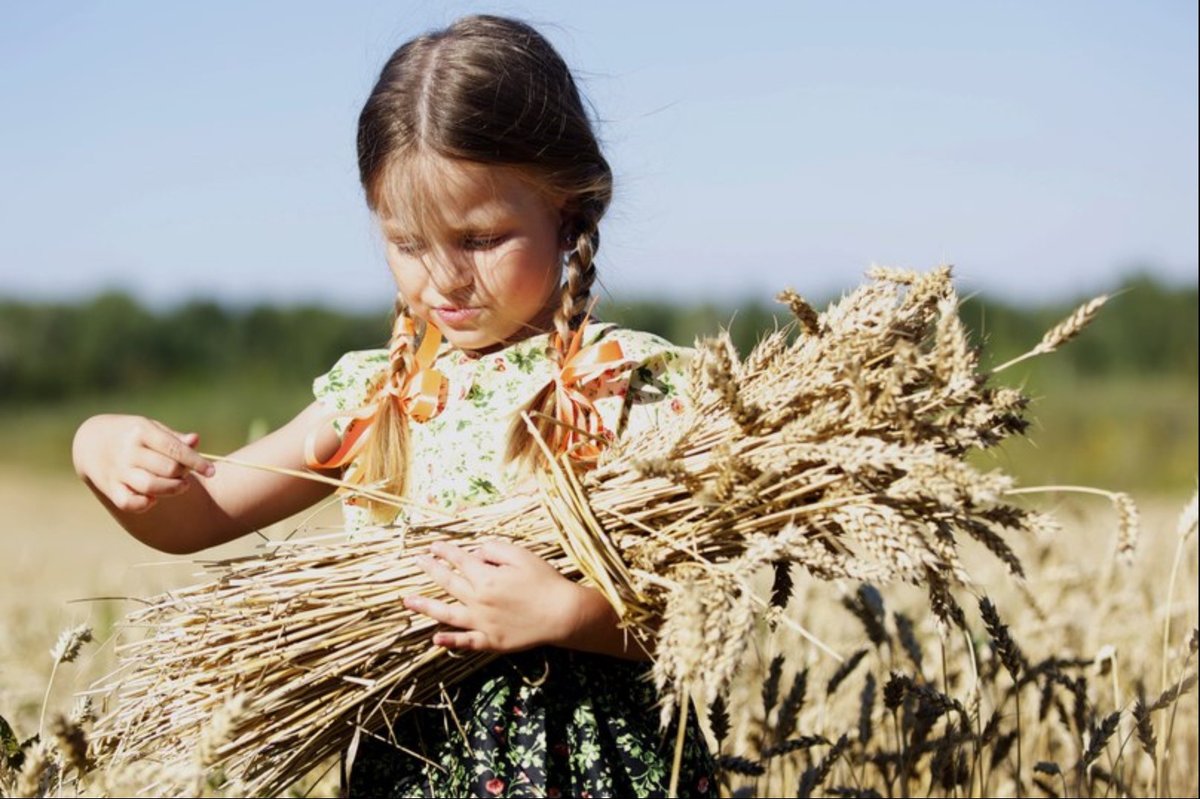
{"left": 72, "top": 414, "right": 216, "bottom": 513}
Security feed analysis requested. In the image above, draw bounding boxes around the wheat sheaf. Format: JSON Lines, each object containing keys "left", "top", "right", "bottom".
{"left": 88, "top": 266, "right": 1128, "bottom": 796}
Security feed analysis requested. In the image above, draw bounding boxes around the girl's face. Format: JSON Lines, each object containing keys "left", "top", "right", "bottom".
{"left": 378, "top": 157, "right": 565, "bottom": 354}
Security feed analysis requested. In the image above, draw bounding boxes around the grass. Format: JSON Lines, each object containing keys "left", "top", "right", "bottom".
{"left": 971, "top": 371, "right": 1197, "bottom": 495}
{"left": 0, "top": 375, "right": 314, "bottom": 473}
{"left": 1, "top": 370, "right": 1195, "bottom": 496}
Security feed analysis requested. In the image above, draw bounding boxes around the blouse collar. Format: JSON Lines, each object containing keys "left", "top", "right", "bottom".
{"left": 434, "top": 321, "right": 617, "bottom": 367}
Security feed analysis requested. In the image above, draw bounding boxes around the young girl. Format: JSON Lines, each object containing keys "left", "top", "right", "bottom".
{"left": 72, "top": 14, "right": 716, "bottom": 798}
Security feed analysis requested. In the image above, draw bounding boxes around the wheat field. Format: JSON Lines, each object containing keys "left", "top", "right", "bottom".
{"left": 0, "top": 459, "right": 1194, "bottom": 796}
{"left": 0, "top": 467, "right": 346, "bottom": 796}
{"left": 714, "top": 492, "right": 1197, "bottom": 797}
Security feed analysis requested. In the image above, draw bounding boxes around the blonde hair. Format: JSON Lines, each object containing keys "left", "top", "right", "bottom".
{"left": 353, "top": 15, "right": 612, "bottom": 520}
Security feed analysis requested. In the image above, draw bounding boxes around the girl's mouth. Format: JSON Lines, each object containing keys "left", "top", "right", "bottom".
{"left": 434, "top": 307, "right": 483, "bottom": 328}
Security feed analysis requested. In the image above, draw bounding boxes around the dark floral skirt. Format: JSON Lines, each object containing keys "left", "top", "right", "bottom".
{"left": 347, "top": 647, "right": 717, "bottom": 798}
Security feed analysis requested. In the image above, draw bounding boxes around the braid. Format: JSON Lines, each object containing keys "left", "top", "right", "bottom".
{"left": 550, "top": 228, "right": 600, "bottom": 360}
{"left": 387, "top": 294, "right": 417, "bottom": 378}
{"left": 508, "top": 221, "right": 603, "bottom": 472}
{"left": 549, "top": 214, "right": 604, "bottom": 359}
{"left": 355, "top": 295, "right": 417, "bottom": 522}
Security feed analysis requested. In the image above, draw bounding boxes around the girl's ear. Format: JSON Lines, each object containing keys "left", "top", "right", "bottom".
{"left": 558, "top": 214, "right": 578, "bottom": 251}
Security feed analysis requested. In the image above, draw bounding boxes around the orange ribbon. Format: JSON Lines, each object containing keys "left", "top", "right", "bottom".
{"left": 305, "top": 319, "right": 447, "bottom": 472}
{"left": 550, "top": 318, "right": 638, "bottom": 461}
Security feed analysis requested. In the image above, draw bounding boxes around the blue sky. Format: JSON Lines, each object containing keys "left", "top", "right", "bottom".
{"left": 1, "top": 1, "right": 1196, "bottom": 308}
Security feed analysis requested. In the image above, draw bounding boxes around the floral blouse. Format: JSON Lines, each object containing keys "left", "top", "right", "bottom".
{"left": 313, "top": 321, "right": 692, "bottom": 531}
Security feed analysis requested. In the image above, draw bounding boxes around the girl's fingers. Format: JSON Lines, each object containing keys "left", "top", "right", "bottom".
{"left": 155, "top": 420, "right": 199, "bottom": 445}
{"left": 403, "top": 595, "right": 471, "bottom": 629}
{"left": 429, "top": 542, "right": 491, "bottom": 584}
{"left": 416, "top": 555, "right": 473, "bottom": 599}
{"left": 134, "top": 448, "right": 192, "bottom": 480}
{"left": 432, "top": 631, "right": 487, "bottom": 651}
{"left": 111, "top": 482, "right": 156, "bottom": 513}
{"left": 476, "top": 539, "right": 525, "bottom": 566}
{"left": 125, "top": 468, "right": 187, "bottom": 497}
{"left": 143, "top": 423, "right": 214, "bottom": 477}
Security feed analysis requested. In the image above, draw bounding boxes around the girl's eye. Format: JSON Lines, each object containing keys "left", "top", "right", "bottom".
{"left": 462, "top": 234, "right": 507, "bottom": 251}
{"left": 392, "top": 240, "right": 426, "bottom": 256}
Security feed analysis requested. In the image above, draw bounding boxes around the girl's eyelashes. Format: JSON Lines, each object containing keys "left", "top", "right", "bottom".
{"left": 389, "top": 234, "right": 509, "bottom": 255}
{"left": 461, "top": 232, "right": 509, "bottom": 251}
{"left": 391, "top": 239, "right": 426, "bottom": 256}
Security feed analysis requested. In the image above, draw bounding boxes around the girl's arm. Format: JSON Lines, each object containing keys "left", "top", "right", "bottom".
{"left": 73, "top": 401, "right": 341, "bottom": 555}
{"left": 556, "top": 583, "right": 654, "bottom": 661}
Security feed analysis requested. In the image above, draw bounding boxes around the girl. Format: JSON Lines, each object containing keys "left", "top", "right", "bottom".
{"left": 72, "top": 14, "right": 716, "bottom": 798}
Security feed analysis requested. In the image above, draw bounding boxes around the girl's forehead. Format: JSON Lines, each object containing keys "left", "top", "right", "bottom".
{"left": 377, "top": 156, "right": 554, "bottom": 237}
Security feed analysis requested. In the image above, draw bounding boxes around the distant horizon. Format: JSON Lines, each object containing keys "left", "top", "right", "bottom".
{"left": 3, "top": 265, "right": 1193, "bottom": 314}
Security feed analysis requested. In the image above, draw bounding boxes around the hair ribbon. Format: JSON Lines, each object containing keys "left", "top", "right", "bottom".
{"left": 551, "top": 316, "right": 638, "bottom": 461}
{"left": 304, "top": 320, "right": 447, "bottom": 471}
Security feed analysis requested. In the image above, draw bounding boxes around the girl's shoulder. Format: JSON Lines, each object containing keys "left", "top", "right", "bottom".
{"left": 593, "top": 323, "right": 692, "bottom": 366}
{"left": 594, "top": 323, "right": 694, "bottom": 392}
{"left": 313, "top": 349, "right": 389, "bottom": 412}
{"left": 588, "top": 324, "right": 695, "bottom": 440}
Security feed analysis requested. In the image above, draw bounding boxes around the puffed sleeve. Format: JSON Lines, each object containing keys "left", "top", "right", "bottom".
{"left": 584, "top": 327, "right": 695, "bottom": 444}
{"left": 312, "top": 349, "right": 389, "bottom": 432}
{"left": 616, "top": 341, "right": 694, "bottom": 443}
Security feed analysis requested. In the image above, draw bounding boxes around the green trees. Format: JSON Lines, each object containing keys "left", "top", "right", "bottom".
{"left": 0, "top": 295, "right": 388, "bottom": 403}
{"left": 0, "top": 276, "right": 1195, "bottom": 405}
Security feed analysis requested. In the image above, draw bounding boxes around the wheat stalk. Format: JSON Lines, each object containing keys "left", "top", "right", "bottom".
{"left": 992, "top": 295, "right": 1108, "bottom": 373}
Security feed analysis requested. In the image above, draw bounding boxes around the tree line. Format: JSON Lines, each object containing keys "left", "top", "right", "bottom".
{"left": 1, "top": 274, "right": 1195, "bottom": 405}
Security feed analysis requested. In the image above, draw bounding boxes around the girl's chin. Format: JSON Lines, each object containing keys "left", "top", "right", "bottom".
{"left": 421, "top": 314, "right": 485, "bottom": 343}
{"left": 439, "top": 327, "right": 502, "bottom": 353}
{"left": 424, "top": 315, "right": 540, "bottom": 354}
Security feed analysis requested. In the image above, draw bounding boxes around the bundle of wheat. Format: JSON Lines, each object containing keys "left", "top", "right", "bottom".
{"left": 89, "top": 266, "right": 1133, "bottom": 796}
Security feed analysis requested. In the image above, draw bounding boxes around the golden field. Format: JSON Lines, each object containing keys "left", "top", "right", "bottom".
{"left": 0, "top": 467, "right": 340, "bottom": 756}
{"left": 0, "top": 461, "right": 1195, "bottom": 796}
{"left": 1, "top": 275, "right": 1197, "bottom": 797}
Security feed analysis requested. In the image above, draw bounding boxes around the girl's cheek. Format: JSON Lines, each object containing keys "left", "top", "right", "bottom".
{"left": 514, "top": 252, "right": 560, "bottom": 300}
{"left": 390, "top": 264, "right": 427, "bottom": 309}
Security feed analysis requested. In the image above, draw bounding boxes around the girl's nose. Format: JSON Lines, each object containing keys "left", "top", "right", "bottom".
{"left": 424, "top": 251, "right": 475, "bottom": 295}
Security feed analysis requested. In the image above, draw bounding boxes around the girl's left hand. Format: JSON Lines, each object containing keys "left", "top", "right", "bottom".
{"left": 405, "top": 540, "right": 585, "bottom": 653}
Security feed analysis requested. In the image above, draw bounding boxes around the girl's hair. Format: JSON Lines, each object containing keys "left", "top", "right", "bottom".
{"left": 353, "top": 15, "right": 613, "bottom": 519}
